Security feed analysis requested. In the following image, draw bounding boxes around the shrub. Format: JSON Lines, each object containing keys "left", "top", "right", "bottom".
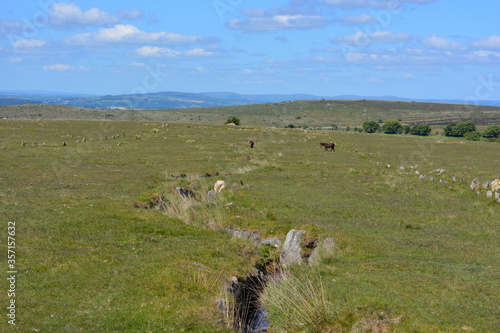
{"left": 444, "top": 121, "right": 476, "bottom": 137}
{"left": 483, "top": 125, "right": 500, "bottom": 138}
{"left": 464, "top": 131, "right": 481, "bottom": 141}
{"left": 363, "top": 121, "right": 380, "bottom": 133}
{"left": 403, "top": 125, "right": 411, "bottom": 134}
{"left": 225, "top": 116, "right": 241, "bottom": 125}
{"left": 411, "top": 124, "right": 432, "bottom": 136}
{"left": 382, "top": 120, "right": 403, "bottom": 134}
{"left": 285, "top": 124, "right": 296, "bottom": 128}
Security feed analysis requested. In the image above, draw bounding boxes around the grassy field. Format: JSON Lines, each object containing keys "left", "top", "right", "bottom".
{"left": 0, "top": 117, "right": 499, "bottom": 332}
{"left": 2, "top": 99, "right": 500, "bottom": 129}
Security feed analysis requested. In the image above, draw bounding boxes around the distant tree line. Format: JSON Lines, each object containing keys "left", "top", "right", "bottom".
{"left": 362, "top": 120, "right": 432, "bottom": 136}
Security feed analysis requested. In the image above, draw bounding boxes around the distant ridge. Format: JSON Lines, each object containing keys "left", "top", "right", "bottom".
{"left": 0, "top": 90, "right": 499, "bottom": 108}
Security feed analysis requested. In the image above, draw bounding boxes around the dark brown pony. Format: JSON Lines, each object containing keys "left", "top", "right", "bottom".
{"left": 320, "top": 142, "right": 335, "bottom": 151}
{"left": 249, "top": 140, "right": 255, "bottom": 149}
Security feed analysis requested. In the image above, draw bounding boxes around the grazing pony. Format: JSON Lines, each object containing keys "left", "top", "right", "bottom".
{"left": 249, "top": 140, "right": 255, "bottom": 149}
{"left": 320, "top": 142, "right": 335, "bottom": 151}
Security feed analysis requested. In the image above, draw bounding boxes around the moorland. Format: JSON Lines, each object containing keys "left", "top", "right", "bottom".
{"left": 0, "top": 100, "right": 499, "bottom": 332}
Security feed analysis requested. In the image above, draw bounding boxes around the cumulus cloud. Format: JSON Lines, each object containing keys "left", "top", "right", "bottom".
{"left": 336, "top": 30, "right": 412, "bottom": 45}
{"left": 136, "top": 46, "right": 214, "bottom": 58}
{"left": 49, "top": 3, "right": 120, "bottom": 28}
{"left": 0, "top": 20, "right": 30, "bottom": 36}
{"left": 423, "top": 34, "right": 466, "bottom": 50}
{"left": 339, "top": 13, "right": 377, "bottom": 25}
{"left": 12, "top": 39, "right": 46, "bottom": 49}
{"left": 227, "top": 14, "right": 327, "bottom": 32}
{"left": 324, "top": 0, "right": 436, "bottom": 9}
{"left": 117, "top": 7, "right": 143, "bottom": 20}
{"left": 42, "top": 63, "right": 90, "bottom": 72}
{"left": 63, "top": 24, "right": 210, "bottom": 46}
{"left": 471, "top": 35, "right": 500, "bottom": 50}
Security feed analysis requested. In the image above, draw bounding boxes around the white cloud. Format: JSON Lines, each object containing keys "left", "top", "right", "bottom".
{"left": 324, "top": 0, "right": 436, "bottom": 9}
{"left": 0, "top": 20, "right": 29, "bottom": 36}
{"left": 398, "top": 73, "right": 416, "bottom": 80}
{"left": 63, "top": 24, "right": 209, "bottom": 46}
{"left": 339, "top": 14, "right": 377, "bottom": 25}
{"left": 117, "top": 8, "right": 143, "bottom": 20}
{"left": 136, "top": 46, "right": 214, "bottom": 58}
{"left": 43, "top": 64, "right": 89, "bottom": 71}
{"left": 423, "top": 34, "right": 466, "bottom": 51}
{"left": 49, "top": 3, "right": 120, "bottom": 28}
{"left": 336, "top": 31, "right": 412, "bottom": 45}
{"left": 227, "top": 14, "right": 327, "bottom": 32}
{"left": 471, "top": 35, "right": 500, "bottom": 50}
{"left": 12, "top": 39, "right": 46, "bottom": 49}
{"left": 9, "top": 58, "right": 23, "bottom": 64}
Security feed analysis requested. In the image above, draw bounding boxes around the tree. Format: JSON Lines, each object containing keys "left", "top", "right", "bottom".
{"left": 363, "top": 121, "right": 380, "bottom": 133}
{"left": 454, "top": 121, "right": 476, "bottom": 136}
{"left": 464, "top": 131, "right": 481, "bottom": 141}
{"left": 382, "top": 120, "right": 403, "bottom": 134}
{"left": 444, "top": 121, "right": 476, "bottom": 137}
{"left": 225, "top": 116, "right": 240, "bottom": 125}
{"left": 444, "top": 123, "right": 457, "bottom": 136}
{"left": 411, "top": 124, "right": 432, "bottom": 136}
{"left": 483, "top": 125, "right": 500, "bottom": 138}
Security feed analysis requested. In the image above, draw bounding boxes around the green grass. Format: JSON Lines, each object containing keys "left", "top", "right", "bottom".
{"left": 0, "top": 118, "right": 499, "bottom": 332}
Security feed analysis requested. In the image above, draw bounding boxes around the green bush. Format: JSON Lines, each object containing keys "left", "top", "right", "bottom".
{"left": 411, "top": 124, "right": 432, "bottom": 136}
{"left": 225, "top": 116, "right": 240, "bottom": 125}
{"left": 444, "top": 121, "right": 476, "bottom": 137}
{"left": 483, "top": 125, "right": 500, "bottom": 138}
{"left": 403, "top": 125, "right": 411, "bottom": 134}
{"left": 363, "top": 121, "right": 380, "bottom": 133}
{"left": 382, "top": 120, "right": 403, "bottom": 134}
{"left": 464, "top": 131, "right": 481, "bottom": 141}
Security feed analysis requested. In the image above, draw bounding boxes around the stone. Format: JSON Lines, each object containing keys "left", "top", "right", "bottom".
{"left": 308, "top": 237, "right": 335, "bottom": 266}
{"left": 430, "top": 176, "right": 434, "bottom": 182}
{"left": 176, "top": 187, "right": 193, "bottom": 199}
{"left": 214, "top": 180, "right": 225, "bottom": 194}
{"left": 207, "top": 190, "right": 216, "bottom": 201}
{"left": 492, "top": 179, "right": 500, "bottom": 192}
{"left": 470, "top": 177, "right": 480, "bottom": 190}
{"left": 415, "top": 170, "right": 420, "bottom": 175}
{"left": 483, "top": 180, "right": 490, "bottom": 189}
{"left": 419, "top": 174, "right": 427, "bottom": 179}
{"left": 280, "top": 229, "right": 306, "bottom": 267}
{"left": 486, "top": 190, "right": 493, "bottom": 198}
{"left": 461, "top": 178, "right": 466, "bottom": 183}
{"left": 261, "top": 238, "right": 281, "bottom": 248}
{"left": 399, "top": 166, "right": 405, "bottom": 171}
{"left": 430, "top": 168, "right": 441, "bottom": 174}
{"left": 452, "top": 176, "right": 457, "bottom": 181}
{"left": 496, "top": 192, "right": 500, "bottom": 202}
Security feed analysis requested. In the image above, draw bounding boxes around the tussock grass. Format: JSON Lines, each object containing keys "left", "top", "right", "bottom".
{"left": 261, "top": 268, "right": 338, "bottom": 333}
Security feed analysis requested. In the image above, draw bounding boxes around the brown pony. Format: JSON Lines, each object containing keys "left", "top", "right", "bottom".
{"left": 320, "top": 142, "right": 335, "bottom": 151}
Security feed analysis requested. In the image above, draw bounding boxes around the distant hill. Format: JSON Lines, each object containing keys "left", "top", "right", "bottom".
{"left": 1, "top": 90, "right": 499, "bottom": 109}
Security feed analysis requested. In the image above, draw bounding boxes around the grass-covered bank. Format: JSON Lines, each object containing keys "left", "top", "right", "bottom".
{"left": 1, "top": 119, "right": 499, "bottom": 332}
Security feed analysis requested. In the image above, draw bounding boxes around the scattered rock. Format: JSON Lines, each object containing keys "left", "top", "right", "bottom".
{"left": 482, "top": 180, "right": 490, "bottom": 189}
{"left": 399, "top": 166, "right": 405, "bottom": 171}
{"left": 415, "top": 170, "right": 420, "bottom": 175}
{"left": 461, "top": 178, "right": 467, "bottom": 183}
{"left": 452, "top": 176, "right": 457, "bottom": 181}
{"left": 496, "top": 192, "right": 500, "bottom": 202}
{"left": 175, "top": 187, "right": 195, "bottom": 199}
{"left": 486, "top": 190, "right": 493, "bottom": 198}
{"left": 207, "top": 190, "right": 217, "bottom": 201}
{"left": 225, "top": 227, "right": 261, "bottom": 244}
{"left": 430, "top": 176, "right": 434, "bottom": 182}
{"left": 492, "top": 179, "right": 500, "bottom": 192}
{"left": 419, "top": 174, "right": 427, "bottom": 179}
{"left": 470, "top": 177, "right": 480, "bottom": 190}
{"left": 308, "top": 237, "right": 335, "bottom": 266}
{"left": 280, "top": 229, "right": 306, "bottom": 267}
{"left": 261, "top": 238, "right": 281, "bottom": 248}
{"left": 214, "top": 180, "right": 225, "bottom": 194}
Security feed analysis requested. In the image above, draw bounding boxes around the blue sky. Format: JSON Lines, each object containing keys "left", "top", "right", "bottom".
{"left": 1, "top": 0, "right": 499, "bottom": 101}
